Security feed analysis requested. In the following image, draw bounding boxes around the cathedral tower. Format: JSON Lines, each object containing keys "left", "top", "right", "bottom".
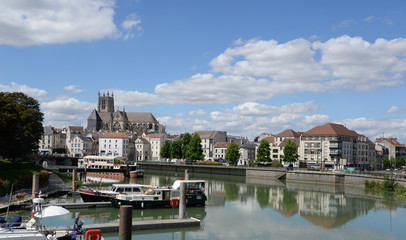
{"left": 97, "top": 91, "right": 114, "bottom": 113}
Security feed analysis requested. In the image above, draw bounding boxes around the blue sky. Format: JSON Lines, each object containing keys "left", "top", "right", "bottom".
{"left": 1, "top": 0, "right": 406, "bottom": 142}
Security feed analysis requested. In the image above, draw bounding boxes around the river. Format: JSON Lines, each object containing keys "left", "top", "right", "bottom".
{"left": 14, "top": 170, "right": 406, "bottom": 239}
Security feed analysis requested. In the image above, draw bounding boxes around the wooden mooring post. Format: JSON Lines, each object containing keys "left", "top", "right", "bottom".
{"left": 32, "top": 174, "right": 39, "bottom": 199}
{"left": 119, "top": 205, "right": 133, "bottom": 240}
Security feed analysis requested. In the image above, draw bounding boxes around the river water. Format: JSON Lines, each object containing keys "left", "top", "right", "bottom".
{"left": 15, "top": 170, "right": 406, "bottom": 240}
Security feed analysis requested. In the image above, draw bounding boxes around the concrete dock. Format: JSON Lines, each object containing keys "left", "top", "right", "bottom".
{"left": 47, "top": 218, "right": 201, "bottom": 232}
{"left": 44, "top": 201, "right": 112, "bottom": 209}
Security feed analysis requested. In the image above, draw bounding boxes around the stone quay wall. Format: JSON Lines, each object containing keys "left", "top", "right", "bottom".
{"left": 137, "top": 162, "right": 406, "bottom": 187}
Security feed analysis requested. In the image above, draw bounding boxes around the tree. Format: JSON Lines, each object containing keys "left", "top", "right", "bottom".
{"left": 181, "top": 133, "right": 192, "bottom": 159}
{"left": 160, "top": 140, "right": 172, "bottom": 159}
{"left": 185, "top": 134, "right": 204, "bottom": 161}
{"left": 171, "top": 140, "right": 183, "bottom": 159}
{"left": 256, "top": 139, "right": 270, "bottom": 163}
{"left": 225, "top": 142, "right": 240, "bottom": 165}
{"left": 396, "top": 157, "right": 406, "bottom": 168}
{"left": 283, "top": 139, "right": 298, "bottom": 164}
{"left": 0, "top": 92, "right": 43, "bottom": 160}
{"left": 382, "top": 157, "right": 391, "bottom": 168}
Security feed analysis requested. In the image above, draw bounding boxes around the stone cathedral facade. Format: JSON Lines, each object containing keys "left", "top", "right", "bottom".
{"left": 87, "top": 91, "right": 165, "bottom": 133}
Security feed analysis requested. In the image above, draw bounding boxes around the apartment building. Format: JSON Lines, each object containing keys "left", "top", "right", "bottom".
{"left": 38, "top": 126, "right": 67, "bottom": 155}
{"left": 145, "top": 133, "right": 166, "bottom": 160}
{"left": 271, "top": 129, "right": 301, "bottom": 163}
{"left": 68, "top": 135, "right": 93, "bottom": 157}
{"left": 99, "top": 132, "right": 131, "bottom": 158}
{"left": 195, "top": 131, "right": 227, "bottom": 159}
{"left": 135, "top": 137, "right": 151, "bottom": 161}
{"left": 239, "top": 142, "right": 257, "bottom": 165}
{"left": 213, "top": 142, "right": 231, "bottom": 160}
{"left": 375, "top": 138, "right": 406, "bottom": 160}
{"left": 299, "top": 123, "right": 375, "bottom": 169}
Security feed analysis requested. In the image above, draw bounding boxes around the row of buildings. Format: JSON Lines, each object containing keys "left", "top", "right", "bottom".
{"left": 37, "top": 92, "right": 406, "bottom": 170}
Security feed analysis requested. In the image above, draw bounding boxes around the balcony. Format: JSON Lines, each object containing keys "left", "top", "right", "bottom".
{"left": 329, "top": 141, "right": 342, "bottom": 148}
{"left": 329, "top": 149, "right": 342, "bottom": 156}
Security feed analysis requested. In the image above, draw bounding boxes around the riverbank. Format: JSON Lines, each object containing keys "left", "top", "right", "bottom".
{"left": 137, "top": 162, "right": 406, "bottom": 187}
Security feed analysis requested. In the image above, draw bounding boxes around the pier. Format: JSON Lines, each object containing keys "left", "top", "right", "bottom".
{"left": 47, "top": 218, "right": 201, "bottom": 232}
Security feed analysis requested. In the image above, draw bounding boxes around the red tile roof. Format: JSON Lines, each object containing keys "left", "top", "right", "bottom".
{"left": 214, "top": 142, "right": 231, "bottom": 148}
{"left": 304, "top": 123, "right": 359, "bottom": 137}
{"left": 100, "top": 132, "right": 129, "bottom": 138}
{"left": 146, "top": 133, "right": 166, "bottom": 138}
{"left": 276, "top": 129, "right": 300, "bottom": 137}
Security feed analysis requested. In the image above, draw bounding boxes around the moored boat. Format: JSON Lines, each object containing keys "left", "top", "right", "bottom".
{"left": 129, "top": 169, "right": 144, "bottom": 178}
{"left": 78, "top": 183, "right": 156, "bottom": 202}
{"left": 110, "top": 180, "right": 206, "bottom": 209}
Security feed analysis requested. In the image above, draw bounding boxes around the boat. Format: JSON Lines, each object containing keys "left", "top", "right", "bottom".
{"left": 129, "top": 169, "right": 144, "bottom": 178}
{"left": 78, "top": 183, "right": 156, "bottom": 202}
{"left": 0, "top": 198, "right": 104, "bottom": 240}
{"left": 110, "top": 180, "right": 207, "bottom": 209}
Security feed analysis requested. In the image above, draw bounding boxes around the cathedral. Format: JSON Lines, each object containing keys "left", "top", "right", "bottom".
{"left": 87, "top": 91, "right": 165, "bottom": 133}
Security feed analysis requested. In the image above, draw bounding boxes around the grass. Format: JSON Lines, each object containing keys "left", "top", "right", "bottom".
{"left": 0, "top": 159, "right": 43, "bottom": 182}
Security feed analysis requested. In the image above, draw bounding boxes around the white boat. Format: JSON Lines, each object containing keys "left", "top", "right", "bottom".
{"left": 79, "top": 183, "right": 157, "bottom": 202}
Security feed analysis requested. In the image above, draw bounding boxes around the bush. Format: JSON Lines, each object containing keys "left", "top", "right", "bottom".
{"left": 195, "top": 161, "right": 223, "bottom": 166}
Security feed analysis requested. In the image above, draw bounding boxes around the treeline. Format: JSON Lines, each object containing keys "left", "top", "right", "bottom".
{"left": 160, "top": 133, "right": 204, "bottom": 161}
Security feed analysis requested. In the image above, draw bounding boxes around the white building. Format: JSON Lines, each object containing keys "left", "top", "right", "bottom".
{"left": 145, "top": 133, "right": 166, "bottom": 160}
{"left": 99, "top": 132, "right": 131, "bottom": 158}
{"left": 195, "top": 131, "right": 227, "bottom": 159}
{"left": 68, "top": 135, "right": 93, "bottom": 157}
{"left": 299, "top": 123, "right": 376, "bottom": 170}
{"left": 213, "top": 142, "right": 231, "bottom": 160}
{"left": 38, "top": 126, "right": 67, "bottom": 155}
{"left": 135, "top": 137, "right": 151, "bottom": 161}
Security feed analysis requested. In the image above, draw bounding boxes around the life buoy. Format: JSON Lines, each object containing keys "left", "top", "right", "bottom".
{"left": 170, "top": 198, "right": 179, "bottom": 208}
{"left": 85, "top": 229, "right": 102, "bottom": 240}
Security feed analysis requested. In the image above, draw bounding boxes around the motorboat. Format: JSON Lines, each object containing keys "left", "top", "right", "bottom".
{"left": 110, "top": 180, "right": 207, "bottom": 209}
{"left": 78, "top": 183, "right": 156, "bottom": 202}
{"left": 0, "top": 198, "right": 104, "bottom": 240}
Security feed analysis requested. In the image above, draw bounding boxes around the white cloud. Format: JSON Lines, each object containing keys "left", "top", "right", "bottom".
{"left": 189, "top": 109, "right": 206, "bottom": 116}
{"left": 313, "top": 36, "right": 406, "bottom": 90}
{"left": 121, "top": 13, "right": 142, "bottom": 40}
{"left": 338, "top": 19, "right": 356, "bottom": 27}
{"left": 386, "top": 106, "right": 400, "bottom": 113}
{"left": 41, "top": 98, "right": 94, "bottom": 127}
{"left": 0, "top": 82, "right": 48, "bottom": 100}
{"left": 64, "top": 85, "right": 83, "bottom": 93}
{"left": 102, "top": 89, "right": 161, "bottom": 107}
{"left": 363, "top": 16, "right": 375, "bottom": 22}
{"left": 0, "top": 0, "right": 119, "bottom": 46}
{"left": 232, "top": 101, "right": 320, "bottom": 116}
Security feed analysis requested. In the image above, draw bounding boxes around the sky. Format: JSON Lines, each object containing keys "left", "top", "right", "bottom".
{"left": 1, "top": 0, "right": 406, "bottom": 142}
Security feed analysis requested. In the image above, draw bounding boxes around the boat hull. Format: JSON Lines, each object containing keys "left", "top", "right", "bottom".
{"left": 110, "top": 194, "right": 206, "bottom": 208}
{"left": 78, "top": 189, "right": 116, "bottom": 202}
{"left": 129, "top": 170, "right": 144, "bottom": 178}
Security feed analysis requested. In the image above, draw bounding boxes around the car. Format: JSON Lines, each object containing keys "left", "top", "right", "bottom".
{"left": 185, "top": 160, "right": 193, "bottom": 165}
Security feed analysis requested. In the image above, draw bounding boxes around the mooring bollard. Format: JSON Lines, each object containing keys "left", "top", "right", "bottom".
{"left": 179, "top": 182, "right": 186, "bottom": 219}
{"left": 185, "top": 169, "right": 189, "bottom": 180}
{"left": 119, "top": 205, "right": 132, "bottom": 240}
{"left": 72, "top": 169, "right": 77, "bottom": 191}
{"left": 32, "top": 174, "right": 39, "bottom": 199}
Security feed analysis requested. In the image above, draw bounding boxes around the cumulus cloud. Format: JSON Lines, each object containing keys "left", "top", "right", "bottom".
{"left": 386, "top": 106, "right": 400, "bottom": 113}
{"left": 64, "top": 85, "right": 83, "bottom": 93}
{"left": 189, "top": 109, "right": 206, "bottom": 116}
{"left": 121, "top": 13, "right": 142, "bottom": 40}
{"left": 0, "top": 82, "right": 48, "bottom": 100}
{"left": 313, "top": 36, "right": 406, "bottom": 90}
{"left": 0, "top": 0, "right": 119, "bottom": 46}
{"left": 232, "top": 101, "right": 320, "bottom": 116}
{"left": 41, "top": 97, "right": 94, "bottom": 127}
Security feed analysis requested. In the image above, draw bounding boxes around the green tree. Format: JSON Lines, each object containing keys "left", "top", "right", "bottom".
{"left": 185, "top": 134, "right": 204, "bottom": 161}
{"left": 396, "top": 157, "right": 406, "bottom": 168}
{"left": 382, "top": 157, "right": 392, "bottom": 168}
{"left": 0, "top": 92, "right": 43, "bottom": 160}
{"left": 160, "top": 140, "right": 172, "bottom": 159}
{"left": 283, "top": 139, "right": 298, "bottom": 164}
{"left": 225, "top": 142, "right": 240, "bottom": 165}
{"left": 256, "top": 139, "right": 270, "bottom": 163}
{"left": 181, "top": 133, "right": 192, "bottom": 159}
{"left": 171, "top": 140, "right": 183, "bottom": 159}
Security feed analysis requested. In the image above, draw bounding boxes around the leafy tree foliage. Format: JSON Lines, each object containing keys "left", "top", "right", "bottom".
{"left": 160, "top": 140, "right": 172, "bottom": 159}
{"left": 182, "top": 133, "right": 192, "bottom": 159}
{"left": 185, "top": 134, "right": 204, "bottom": 161}
{"left": 283, "top": 139, "right": 298, "bottom": 163}
{"left": 171, "top": 140, "right": 183, "bottom": 159}
{"left": 256, "top": 139, "right": 270, "bottom": 162}
{"left": 396, "top": 157, "right": 406, "bottom": 168}
{"left": 225, "top": 142, "right": 240, "bottom": 165}
{"left": 382, "top": 157, "right": 392, "bottom": 168}
{"left": 0, "top": 92, "right": 43, "bottom": 160}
